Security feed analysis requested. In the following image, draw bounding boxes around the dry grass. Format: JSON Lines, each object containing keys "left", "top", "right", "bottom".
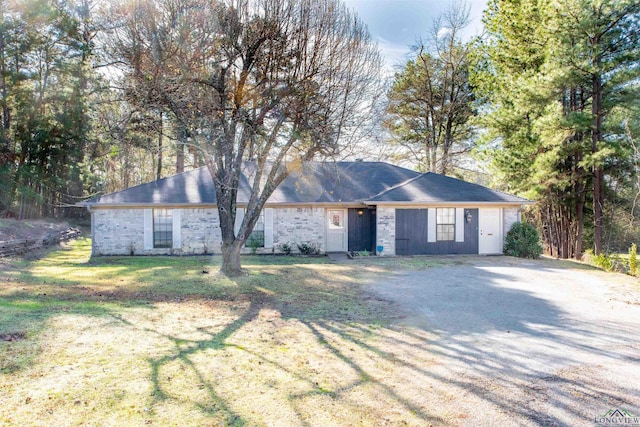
{"left": 0, "top": 239, "right": 449, "bottom": 426}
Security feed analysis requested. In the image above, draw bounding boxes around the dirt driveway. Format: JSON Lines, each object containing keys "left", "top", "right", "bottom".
{"left": 365, "top": 257, "right": 640, "bottom": 426}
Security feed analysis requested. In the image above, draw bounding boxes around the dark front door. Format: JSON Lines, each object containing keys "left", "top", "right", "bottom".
{"left": 395, "top": 209, "right": 428, "bottom": 255}
{"left": 463, "top": 208, "right": 479, "bottom": 254}
{"left": 348, "top": 208, "right": 376, "bottom": 253}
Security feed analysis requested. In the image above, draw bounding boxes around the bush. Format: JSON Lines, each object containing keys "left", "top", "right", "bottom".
{"left": 584, "top": 249, "right": 614, "bottom": 272}
{"left": 279, "top": 242, "right": 293, "bottom": 255}
{"left": 593, "top": 252, "right": 614, "bottom": 272}
{"left": 630, "top": 243, "right": 637, "bottom": 276}
{"left": 503, "top": 222, "right": 543, "bottom": 259}
{"left": 297, "top": 241, "right": 320, "bottom": 256}
{"left": 246, "top": 235, "right": 264, "bottom": 254}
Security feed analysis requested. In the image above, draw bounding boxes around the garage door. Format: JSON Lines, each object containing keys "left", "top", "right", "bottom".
{"left": 395, "top": 209, "right": 428, "bottom": 255}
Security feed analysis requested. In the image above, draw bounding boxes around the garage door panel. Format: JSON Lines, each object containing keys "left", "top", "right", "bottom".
{"left": 395, "top": 209, "right": 428, "bottom": 255}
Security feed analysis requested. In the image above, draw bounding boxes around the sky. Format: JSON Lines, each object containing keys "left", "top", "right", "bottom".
{"left": 342, "top": 0, "right": 489, "bottom": 72}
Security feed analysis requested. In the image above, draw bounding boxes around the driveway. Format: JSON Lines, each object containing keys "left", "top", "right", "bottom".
{"left": 366, "top": 257, "right": 640, "bottom": 426}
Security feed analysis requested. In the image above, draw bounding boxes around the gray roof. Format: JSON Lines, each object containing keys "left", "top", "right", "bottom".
{"left": 268, "top": 162, "right": 420, "bottom": 203}
{"left": 367, "top": 172, "right": 529, "bottom": 204}
{"left": 83, "top": 162, "right": 420, "bottom": 206}
{"left": 84, "top": 167, "right": 226, "bottom": 205}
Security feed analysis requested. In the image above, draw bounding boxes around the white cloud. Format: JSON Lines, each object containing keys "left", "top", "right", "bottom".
{"left": 376, "top": 37, "right": 411, "bottom": 75}
{"left": 437, "top": 27, "right": 452, "bottom": 39}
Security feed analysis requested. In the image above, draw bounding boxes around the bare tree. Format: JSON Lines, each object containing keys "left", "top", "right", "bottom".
{"left": 106, "top": 0, "right": 382, "bottom": 275}
{"left": 385, "top": 1, "right": 475, "bottom": 174}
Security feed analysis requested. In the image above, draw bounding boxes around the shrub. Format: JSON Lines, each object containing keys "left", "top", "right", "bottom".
{"left": 503, "top": 222, "right": 543, "bottom": 259}
{"left": 584, "top": 249, "right": 613, "bottom": 272}
{"left": 246, "top": 235, "right": 264, "bottom": 255}
{"left": 279, "top": 242, "right": 293, "bottom": 256}
{"left": 297, "top": 241, "right": 320, "bottom": 255}
{"left": 630, "top": 243, "right": 637, "bottom": 276}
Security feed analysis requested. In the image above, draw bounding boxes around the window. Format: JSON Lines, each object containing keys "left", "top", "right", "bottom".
{"left": 153, "top": 209, "right": 173, "bottom": 248}
{"left": 328, "top": 210, "right": 344, "bottom": 229}
{"left": 436, "top": 208, "right": 455, "bottom": 241}
{"left": 248, "top": 210, "right": 264, "bottom": 247}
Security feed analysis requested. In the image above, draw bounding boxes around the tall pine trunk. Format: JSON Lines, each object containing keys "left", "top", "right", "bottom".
{"left": 592, "top": 72, "right": 604, "bottom": 254}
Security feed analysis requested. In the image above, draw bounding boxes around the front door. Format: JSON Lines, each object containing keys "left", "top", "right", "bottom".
{"left": 478, "top": 208, "right": 502, "bottom": 254}
{"left": 326, "top": 209, "right": 347, "bottom": 252}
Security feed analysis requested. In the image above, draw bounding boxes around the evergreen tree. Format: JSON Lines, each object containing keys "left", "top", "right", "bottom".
{"left": 474, "top": 0, "right": 640, "bottom": 258}
{"left": 385, "top": 2, "right": 475, "bottom": 174}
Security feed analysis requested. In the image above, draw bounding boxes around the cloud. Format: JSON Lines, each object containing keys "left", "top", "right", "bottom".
{"left": 437, "top": 27, "right": 452, "bottom": 39}
{"left": 376, "top": 37, "right": 411, "bottom": 75}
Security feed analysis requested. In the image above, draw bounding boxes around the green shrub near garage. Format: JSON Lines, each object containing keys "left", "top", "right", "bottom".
{"left": 503, "top": 222, "right": 543, "bottom": 259}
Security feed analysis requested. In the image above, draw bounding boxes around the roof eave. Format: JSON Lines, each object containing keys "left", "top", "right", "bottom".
{"left": 79, "top": 201, "right": 373, "bottom": 209}
{"left": 366, "top": 200, "right": 533, "bottom": 207}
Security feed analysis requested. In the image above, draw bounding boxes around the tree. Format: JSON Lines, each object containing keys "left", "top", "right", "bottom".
{"left": 474, "top": 0, "right": 640, "bottom": 258}
{"left": 548, "top": 0, "right": 640, "bottom": 254}
{"left": 385, "top": 1, "right": 475, "bottom": 174}
{"left": 107, "top": 0, "right": 382, "bottom": 275}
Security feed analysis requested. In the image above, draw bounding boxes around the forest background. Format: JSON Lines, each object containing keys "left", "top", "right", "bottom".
{"left": 0, "top": 0, "right": 638, "bottom": 259}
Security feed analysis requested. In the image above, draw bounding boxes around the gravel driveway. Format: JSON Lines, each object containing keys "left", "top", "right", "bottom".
{"left": 365, "top": 257, "right": 640, "bottom": 426}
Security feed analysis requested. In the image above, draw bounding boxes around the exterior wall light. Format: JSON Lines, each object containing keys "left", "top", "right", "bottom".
{"left": 466, "top": 210, "right": 472, "bottom": 224}
{"left": 358, "top": 209, "right": 364, "bottom": 216}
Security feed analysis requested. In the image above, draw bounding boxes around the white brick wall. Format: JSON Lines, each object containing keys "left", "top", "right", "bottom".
{"left": 503, "top": 207, "right": 521, "bottom": 237}
{"left": 273, "top": 207, "right": 325, "bottom": 253}
{"left": 92, "top": 206, "right": 330, "bottom": 255}
{"left": 180, "top": 208, "right": 222, "bottom": 254}
{"left": 92, "top": 209, "right": 146, "bottom": 255}
{"left": 376, "top": 207, "right": 395, "bottom": 256}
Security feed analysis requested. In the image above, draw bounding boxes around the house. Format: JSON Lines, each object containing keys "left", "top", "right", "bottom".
{"left": 79, "top": 161, "right": 530, "bottom": 256}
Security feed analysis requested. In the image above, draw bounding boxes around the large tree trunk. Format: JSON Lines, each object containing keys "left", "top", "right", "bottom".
{"left": 592, "top": 72, "right": 604, "bottom": 254}
{"left": 574, "top": 197, "right": 584, "bottom": 259}
{"left": 176, "top": 142, "right": 184, "bottom": 173}
{"left": 175, "top": 123, "right": 188, "bottom": 173}
{"left": 220, "top": 239, "right": 244, "bottom": 276}
{"left": 0, "top": 8, "right": 9, "bottom": 149}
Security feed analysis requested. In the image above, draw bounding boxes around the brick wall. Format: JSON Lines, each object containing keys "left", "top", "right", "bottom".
{"left": 503, "top": 207, "right": 521, "bottom": 238}
{"left": 273, "top": 207, "right": 325, "bottom": 253}
{"left": 375, "top": 207, "right": 395, "bottom": 256}
{"left": 181, "top": 208, "right": 222, "bottom": 254}
{"left": 92, "top": 206, "right": 330, "bottom": 255}
{"left": 92, "top": 209, "right": 145, "bottom": 255}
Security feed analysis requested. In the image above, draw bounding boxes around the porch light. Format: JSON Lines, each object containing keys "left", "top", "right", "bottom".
{"left": 466, "top": 211, "right": 472, "bottom": 223}
{"left": 358, "top": 209, "right": 364, "bottom": 216}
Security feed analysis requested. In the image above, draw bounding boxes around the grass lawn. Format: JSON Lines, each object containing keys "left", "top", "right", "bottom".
{"left": 0, "top": 239, "right": 445, "bottom": 426}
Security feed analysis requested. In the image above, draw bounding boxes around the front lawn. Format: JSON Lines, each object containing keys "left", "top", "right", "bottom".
{"left": 0, "top": 239, "right": 438, "bottom": 426}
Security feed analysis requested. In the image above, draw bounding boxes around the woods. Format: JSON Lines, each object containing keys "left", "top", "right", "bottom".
{"left": 0, "top": 0, "right": 638, "bottom": 268}
{"left": 474, "top": 0, "right": 640, "bottom": 257}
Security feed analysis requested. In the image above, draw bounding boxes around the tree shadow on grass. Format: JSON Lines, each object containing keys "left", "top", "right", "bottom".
{"left": 141, "top": 298, "right": 267, "bottom": 427}
{"left": 6, "top": 241, "right": 637, "bottom": 425}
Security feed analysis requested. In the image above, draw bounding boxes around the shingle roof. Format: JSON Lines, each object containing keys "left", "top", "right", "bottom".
{"left": 83, "top": 167, "right": 222, "bottom": 205}
{"left": 367, "top": 172, "right": 529, "bottom": 204}
{"left": 268, "top": 162, "right": 420, "bottom": 203}
{"left": 82, "top": 161, "right": 420, "bottom": 206}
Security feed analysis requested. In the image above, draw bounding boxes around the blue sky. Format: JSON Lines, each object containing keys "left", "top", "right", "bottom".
{"left": 342, "top": 0, "right": 488, "bottom": 71}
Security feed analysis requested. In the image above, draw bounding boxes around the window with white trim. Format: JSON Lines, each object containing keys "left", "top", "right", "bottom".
{"left": 248, "top": 210, "right": 265, "bottom": 247}
{"left": 436, "top": 208, "right": 455, "bottom": 241}
{"left": 153, "top": 209, "right": 173, "bottom": 248}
